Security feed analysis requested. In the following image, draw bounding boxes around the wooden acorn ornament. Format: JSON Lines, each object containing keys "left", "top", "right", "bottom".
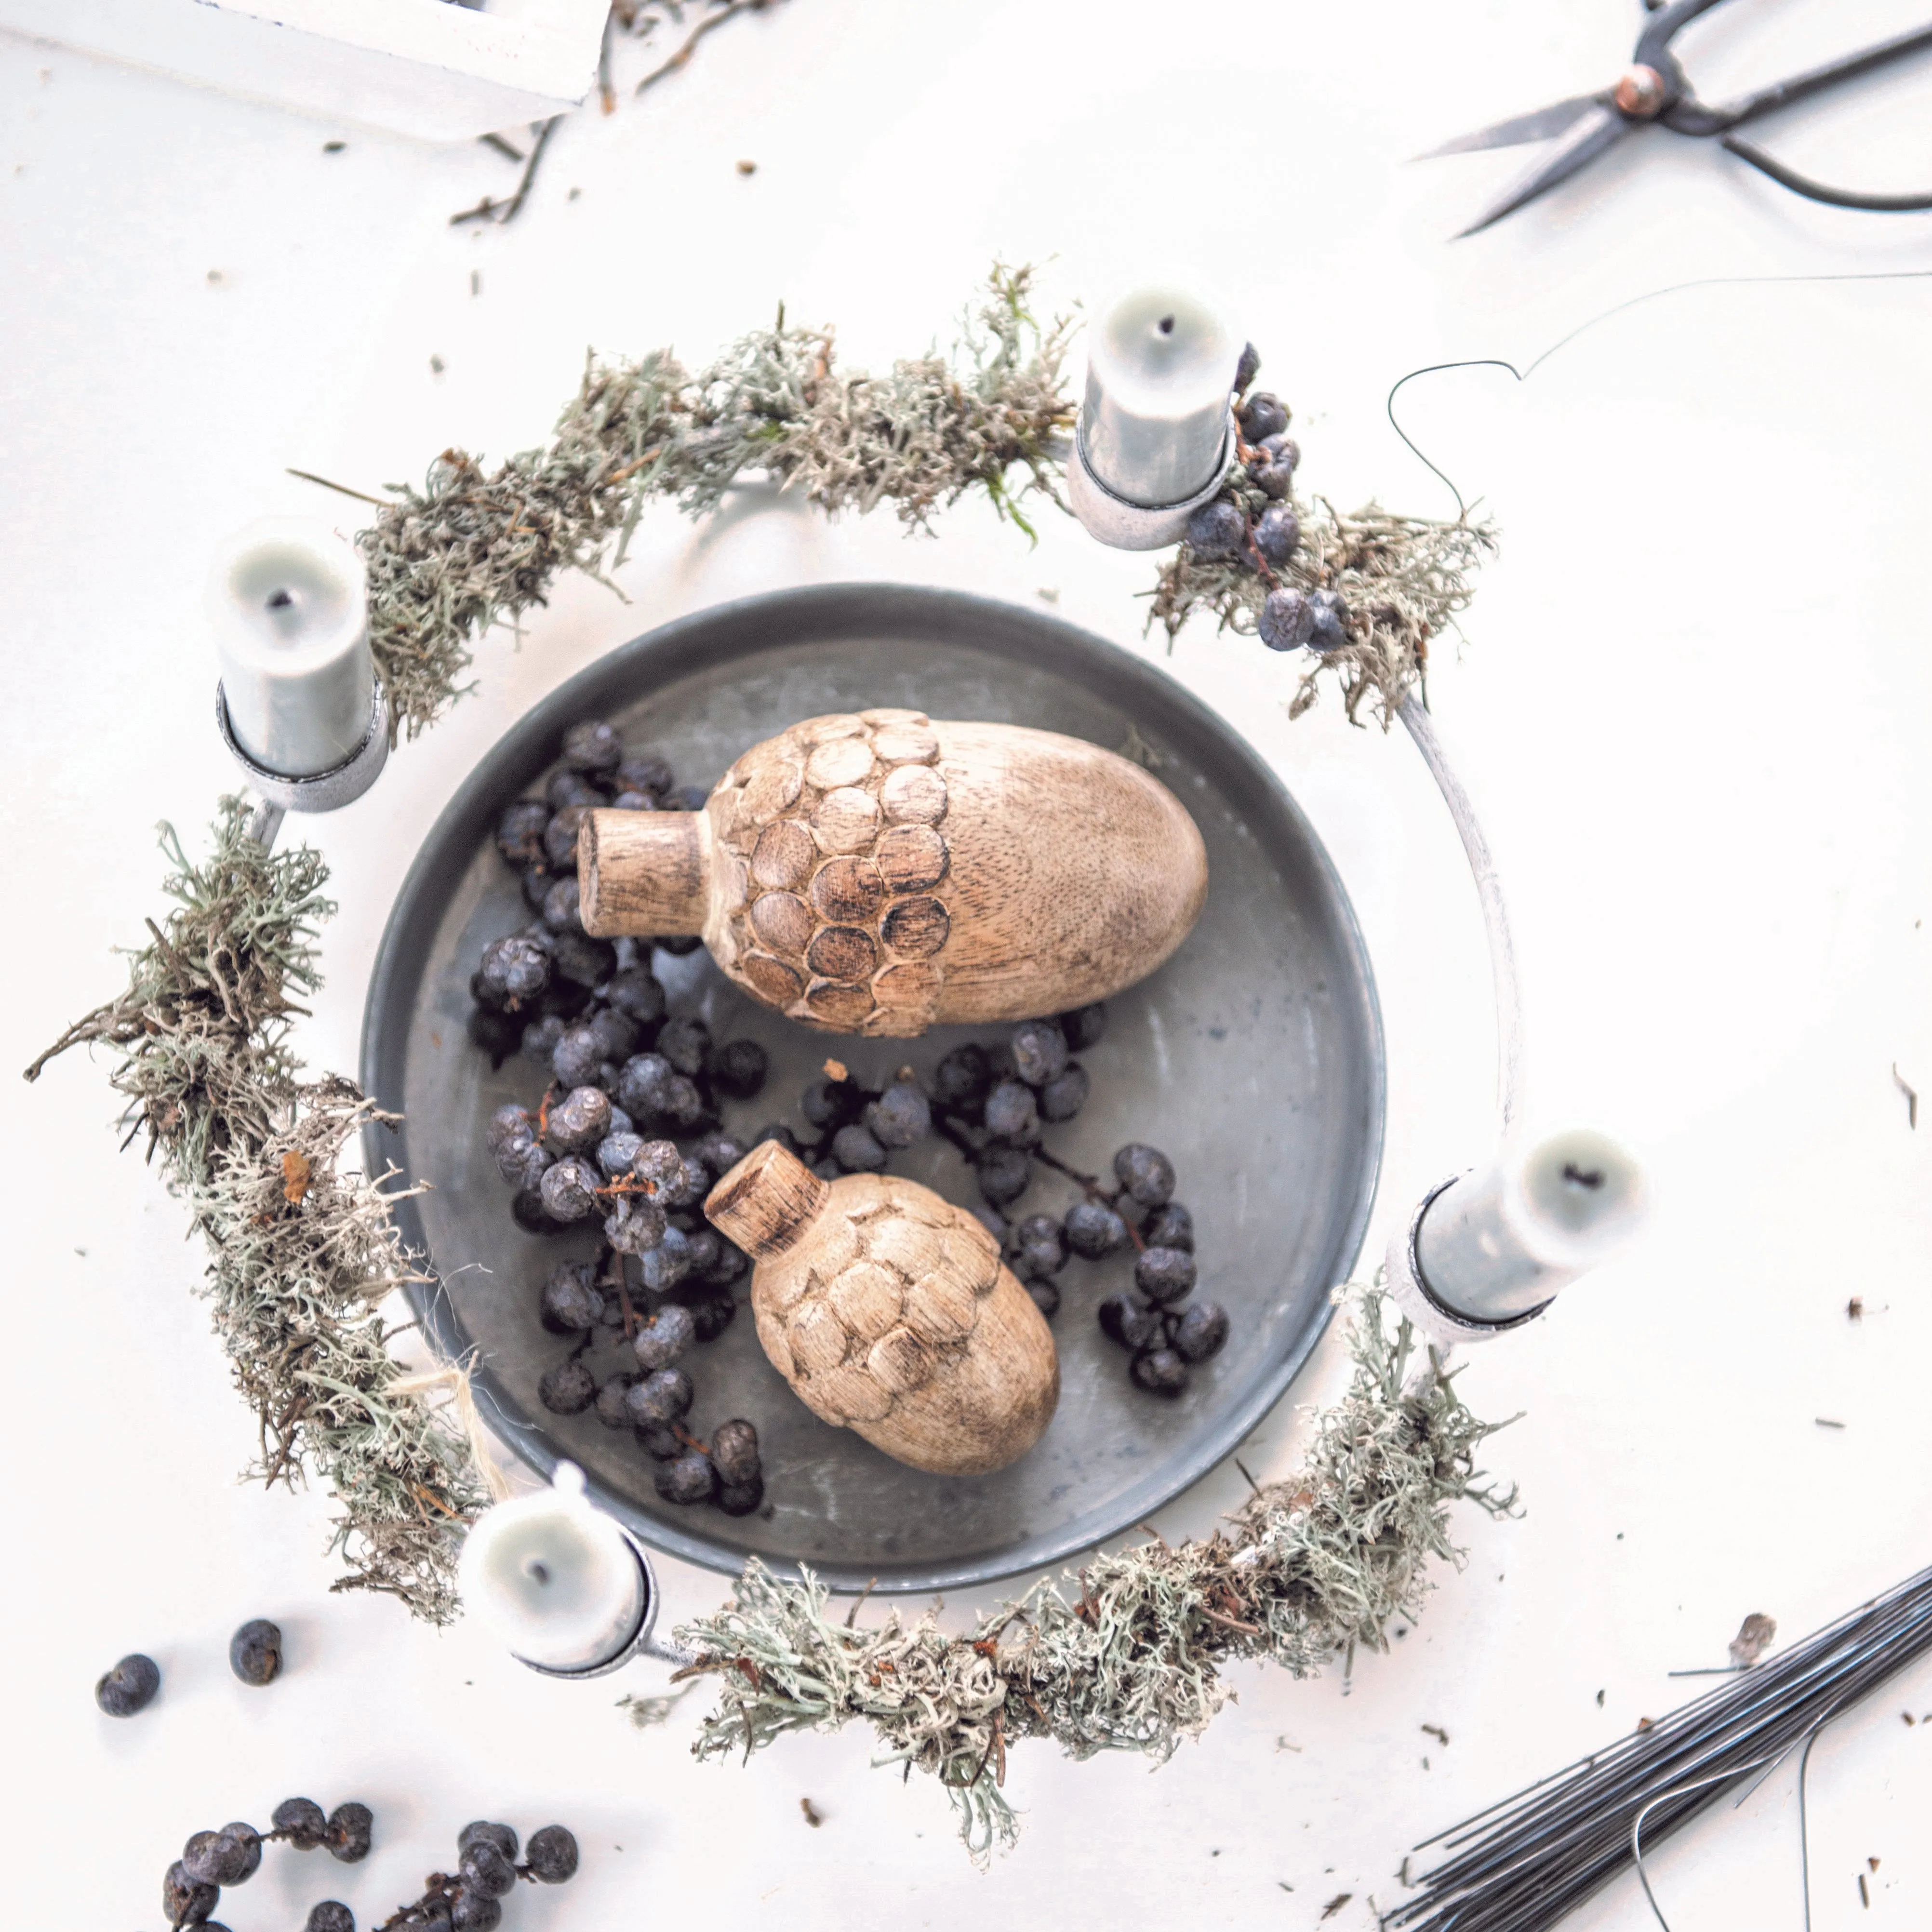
{"left": 705, "top": 1139, "right": 1059, "bottom": 1476}
{"left": 578, "top": 709, "right": 1208, "bottom": 1037}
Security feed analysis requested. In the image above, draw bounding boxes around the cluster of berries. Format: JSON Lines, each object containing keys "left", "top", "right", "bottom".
{"left": 379, "top": 1819, "right": 579, "bottom": 1932}
{"left": 160, "top": 1798, "right": 370, "bottom": 1931}
{"left": 471, "top": 724, "right": 773, "bottom": 1517}
{"left": 96, "top": 1617, "right": 283, "bottom": 1719}
{"left": 1183, "top": 346, "right": 1353, "bottom": 659}
{"left": 753, "top": 1009, "right": 1231, "bottom": 1396}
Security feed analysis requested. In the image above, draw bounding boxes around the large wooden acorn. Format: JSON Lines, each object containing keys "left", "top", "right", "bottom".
{"left": 705, "top": 1139, "right": 1059, "bottom": 1475}
{"left": 578, "top": 709, "right": 1208, "bottom": 1037}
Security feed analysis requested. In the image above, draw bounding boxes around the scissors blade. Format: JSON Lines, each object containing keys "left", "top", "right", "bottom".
{"left": 1414, "top": 93, "right": 1608, "bottom": 160}
{"left": 1454, "top": 102, "right": 1630, "bottom": 236}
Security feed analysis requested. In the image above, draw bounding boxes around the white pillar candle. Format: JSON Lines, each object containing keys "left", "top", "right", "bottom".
{"left": 1079, "top": 285, "right": 1238, "bottom": 506}
{"left": 1416, "top": 1127, "right": 1648, "bottom": 1323}
{"left": 207, "top": 517, "right": 372, "bottom": 779}
{"left": 457, "top": 1463, "right": 646, "bottom": 1673}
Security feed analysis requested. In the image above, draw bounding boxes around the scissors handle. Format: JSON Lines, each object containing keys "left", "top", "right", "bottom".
{"left": 1634, "top": 0, "right": 1730, "bottom": 71}
{"left": 1676, "top": 20, "right": 1932, "bottom": 135}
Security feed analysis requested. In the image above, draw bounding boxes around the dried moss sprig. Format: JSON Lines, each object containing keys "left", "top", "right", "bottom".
{"left": 671, "top": 1288, "right": 1518, "bottom": 1856}
{"left": 24, "top": 801, "right": 487, "bottom": 1619}
{"left": 359, "top": 264, "right": 1073, "bottom": 743}
{"left": 1147, "top": 483, "right": 1497, "bottom": 728}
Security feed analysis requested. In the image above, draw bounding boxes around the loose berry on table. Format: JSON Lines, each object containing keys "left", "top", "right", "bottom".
{"left": 95, "top": 1652, "right": 160, "bottom": 1717}
{"left": 228, "top": 1618, "right": 282, "bottom": 1688}
{"left": 524, "top": 1825, "right": 581, "bottom": 1884}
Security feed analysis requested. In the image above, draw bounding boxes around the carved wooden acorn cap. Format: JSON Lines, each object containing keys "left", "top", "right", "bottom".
{"left": 705, "top": 1140, "right": 1059, "bottom": 1476}
{"left": 580, "top": 708, "right": 1209, "bottom": 1039}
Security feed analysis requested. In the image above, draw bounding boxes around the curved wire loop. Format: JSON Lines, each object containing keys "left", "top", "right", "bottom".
{"left": 1722, "top": 136, "right": 1932, "bottom": 210}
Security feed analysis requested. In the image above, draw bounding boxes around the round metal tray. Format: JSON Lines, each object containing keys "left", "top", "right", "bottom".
{"left": 361, "top": 584, "right": 1384, "bottom": 1594}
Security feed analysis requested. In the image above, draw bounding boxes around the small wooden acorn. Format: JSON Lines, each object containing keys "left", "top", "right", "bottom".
{"left": 705, "top": 1139, "right": 1059, "bottom": 1476}
{"left": 578, "top": 709, "right": 1208, "bottom": 1036}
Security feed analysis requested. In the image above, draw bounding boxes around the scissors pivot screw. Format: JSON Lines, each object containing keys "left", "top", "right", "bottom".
{"left": 1612, "top": 65, "right": 1667, "bottom": 118}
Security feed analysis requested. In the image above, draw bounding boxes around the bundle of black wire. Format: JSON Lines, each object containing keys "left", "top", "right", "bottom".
{"left": 1391, "top": 1560, "right": 1932, "bottom": 1932}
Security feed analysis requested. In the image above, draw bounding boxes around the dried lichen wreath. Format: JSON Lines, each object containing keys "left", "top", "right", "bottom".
{"left": 25, "top": 266, "right": 1512, "bottom": 1844}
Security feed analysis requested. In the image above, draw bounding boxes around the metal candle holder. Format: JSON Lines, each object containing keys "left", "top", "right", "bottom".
{"left": 215, "top": 678, "right": 390, "bottom": 849}
{"left": 517, "top": 1527, "right": 695, "bottom": 1679}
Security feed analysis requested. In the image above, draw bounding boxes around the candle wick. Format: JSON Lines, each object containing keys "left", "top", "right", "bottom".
{"left": 266, "top": 588, "right": 294, "bottom": 610}
{"left": 1560, "top": 1163, "right": 1605, "bottom": 1190}
{"left": 525, "top": 1558, "right": 551, "bottom": 1586}
{"left": 1157, "top": 315, "right": 1175, "bottom": 336}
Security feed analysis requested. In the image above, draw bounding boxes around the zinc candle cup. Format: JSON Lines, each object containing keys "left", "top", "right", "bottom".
{"left": 1416, "top": 1127, "right": 1649, "bottom": 1323}
{"left": 1079, "top": 285, "right": 1239, "bottom": 507}
{"left": 457, "top": 1464, "right": 647, "bottom": 1674}
{"left": 207, "top": 517, "right": 372, "bottom": 779}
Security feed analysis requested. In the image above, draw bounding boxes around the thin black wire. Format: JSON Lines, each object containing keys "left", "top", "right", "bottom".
{"left": 1384, "top": 268, "right": 1932, "bottom": 519}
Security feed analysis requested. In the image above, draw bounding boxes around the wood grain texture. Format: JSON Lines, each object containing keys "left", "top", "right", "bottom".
{"left": 706, "top": 1140, "right": 1059, "bottom": 1476}
{"left": 578, "top": 809, "right": 710, "bottom": 938}
{"left": 578, "top": 707, "right": 1209, "bottom": 1036}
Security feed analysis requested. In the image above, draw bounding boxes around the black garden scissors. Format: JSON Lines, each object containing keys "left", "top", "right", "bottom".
{"left": 1424, "top": 0, "right": 1932, "bottom": 235}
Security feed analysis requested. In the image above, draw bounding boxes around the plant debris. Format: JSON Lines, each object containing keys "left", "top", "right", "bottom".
{"left": 350, "top": 265, "right": 1072, "bottom": 744}
{"left": 24, "top": 803, "right": 488, "bottom": 1619}
{"left": 671, "top": 1290, "right": 1516, "bottom": 1856}
{"left": 1729, "top": 1612, "right": 1777, "bottom": 1669}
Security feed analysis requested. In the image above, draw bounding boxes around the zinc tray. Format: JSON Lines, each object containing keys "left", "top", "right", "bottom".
{"left": 361, "top": 584, "right": 1383, "bottom": 1595}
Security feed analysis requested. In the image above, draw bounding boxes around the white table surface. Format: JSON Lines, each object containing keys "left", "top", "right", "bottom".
{"left": 5, "top": 3, "right": 1932, "bottom": 1926}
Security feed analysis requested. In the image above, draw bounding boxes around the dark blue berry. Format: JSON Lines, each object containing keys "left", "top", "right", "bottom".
{"left": 228, "top": 1618, "right": 281, "bottom": 1687}
{"left": 655, "top": 1450, "right": 717, "bottom": 1506}
{"left": 325, "top": 1803, "right": 372, "bottom": 1864}
{"left": 543, "top": 804, "right": 590, "bottom": 871}
{"left": 1259, "top": 587, "right": 1314, "bottom": 653}
{"left": 163, "top": 1860, "right": 217, "bottom": 1926}
{"left": 548, "top": 929, "right": 617, "bottom": 989}
{"left": 1025, "top": 1278, "right": 1061, "bottom": 1320}
{"left": 1238, "top": 391, "right": 1288, "bottom": 443}
{"left": 1065, "top": 1199, "right": 1128, "bottom": 1258}
{"left": 595, "top": 1374, "right": 638, "bottom": 1429}
{"left": 1135, "top": 1244, "right": 1197, "bottom": 1304}
{"left": 458, "top": 1822, "right": 519, "bottom": 1862}
{"left": 866, "top": 1082, "right": 931, "bottom": 1148}
{"left": 1169, "top": 1298, "right": 1229, "bottom": 1362}
{"left": 690, "top": 1130, "right": 749, "bottom": 1183}
{"left": 933, "top": 1043, "right": 991, "bottom": 1107}
{"left": 563, "top": 719, "right": 623, "bottom": 774}
{"left": 305, "top": 1905, "right": 355, "bottom": 1932}
{"left": 604, "top": 1193, "right": 667, "bottom": 1256}
{"left": 1250, "top": 460, "right": 1295, "bottom": 501}
{"left": 546, "top": 772, "right": 600, "bottom": 812}
{"left": 832, "top": 1123, "right": 887, "bottom": 1173}
{"left": 976, "top": 1145, "right": 1032, "bottom": 1206}
{"left": 545, "top": 1086, "right": 612, "bottom": 1155}
{"left": 1254, "top": 505, "right": 1300, "bottom": 564}
{"left": 540, "top": 1262, "right": 603, "bottom": 1332}
{"left": 459, "top": 1841, "right": 517, "bottom": 1900}
{"left": 486, "top": 1103, "right": 533, "bottom": 1152}
{"left": 522, "top": 864, "right": 559, "bottom": 913}
{"left": 586, "top": 1005, "right": 642, "bottom": 1064}
{"left": 1185, "top": 499, "right": 1247, "bottom": 559}
{"left": 632, "top": 1304, "right": 695, "bottom": 1371}
{"left": 272, "top": 1798, "right": 328, "bottom": 1850}
{"left": 1011, "top": 1019, "right": 1068, "bottom": 1088}
{"left": 539, "top": 1156, "right": 601, "bottom": 1222}
{"left": 1058, "top": 1002, "right": 1108, "bottom": 1050}
{"left": 618, "top": 753, "right": 674, "bottom": 796}
{"left": 95, "top": 1652, "right": 160, "bottom": 1716}
{"left": 1260, "top": 432, "right": 1300, "bottom": 473}
{"left": 466, "top": 1005, "right": 521, "bottom": 1066}
{"left": 710, "top": 1419, "right": 760, "bottom": 1486}
{"left": 1114, "top": 1143, "right": 1176, "bottom": 1207}
{"left": 605, "top": 966, "right": 667, "bottom": 1028}
{"left": 1039, "top": 1063, "right": 1090, "bottom": 1122}
{"left": 541, "top": 875, "right": 584, "bottom": 934}
{"left": 449, "top": 1890, "right": 501, "bottom": 1932}
{"left": 1009, "top": 1214, "right": 1067, "bottom": 1279}
{"left": 1097, "top": 1292, "right": 1161, "bottom": 1350}
{"left": 1140, "top": 1201, "right": 1194, "bottom": 1252}
{"left": 626, "top": 1368, "right": 693, "bottom": 1426}
{"left": 495, "top": 800, "right": 551, "bottom": 869}
{"left": 681, "top": 1289, "right": 737, "bottom": 1342}
{"left": 1131, "top": 1346, "right": 1189, "bottom": 1395}
{"left": 801, "top": 1076, "right": 863, "bottom": 1132}
{"left": 524, "top": 1825, "right": 580, "bottom": 1885}
{"left": 668, "top": 784, "right": 708, "bottom": 812}
{"left": 707, "top": 1038, "right": 769, "bottom": 1098}
{"left": 616, "top": 1053, "right": 675, "bottom": 1123}
{"left": 751, "top": 1121, "right": 801, "bottom": 1155}
{"left": 597, "top": 1131, "right": 643, "bottom": 1181}
{"left": 538, "top": 1360, "right": 597, "bottom": 1415}
{"left": 183, "top": 1831, "right": 245, "bottom": 1887}
{"left": 637, "top": 1225, "right": 693, "bottom": 1293}
{"left": 637, "top": 1419, "right": 682, "bottom": 1460}
{"left": 983, "top": 1079, "right": 1039, "bottom": 1145}
{"left": 700, "top": 1236, "right": 749, "bottom": 1287}
{"left": 1306, "top": 587, "right": 1351, "bottom": 652}
{"left": 719, "top": 1473, "right": 765, "bottom": 1515}
{"left": 656, "top": 1015, "right": 711, "bottom": 1077}
{"left": 477, "top": 934, "right": 549, "bottom": 1009}
{"left": 972, "top": 1204, "right": 1009, "bottom": 1245}
{"left": 510, "top": 1186, "right": 561, "bottom": 1234}
{"left": 549, "top": 1025, "right": 601, "bottom": 1090}
{"left": 520, "top": 1013, "right": 566, "bottom": 1070}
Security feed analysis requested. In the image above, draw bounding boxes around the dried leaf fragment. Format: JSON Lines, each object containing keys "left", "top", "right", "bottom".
{"left": 281, "top": 1148, "right": 312, "bottom": 1205}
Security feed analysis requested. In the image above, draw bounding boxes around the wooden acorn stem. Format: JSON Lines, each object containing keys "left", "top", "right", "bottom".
{"left": 578, "top": 809, "right": 709, "bottom": 937}
{"left": 705, "top": 1139, "right": 829, "bottom": 1259}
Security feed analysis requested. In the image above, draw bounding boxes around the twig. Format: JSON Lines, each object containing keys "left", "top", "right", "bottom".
{"left": 635, "top": 0, "right": 759, "bottom": 97}
{"left": 286, "top": 467, "right": 388, "bottom": 508}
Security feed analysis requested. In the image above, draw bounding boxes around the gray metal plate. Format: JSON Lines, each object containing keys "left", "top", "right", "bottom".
{"left": 361, "top": 584, "right": 1383, "bottom": 1594}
